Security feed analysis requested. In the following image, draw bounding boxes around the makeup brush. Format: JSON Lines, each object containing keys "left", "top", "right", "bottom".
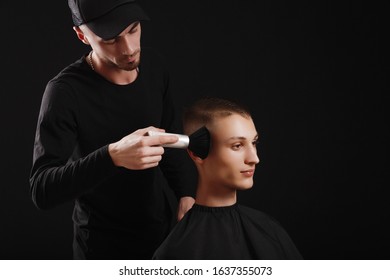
{"left": 147, "top": 126, "right": 210, "bottom": 159}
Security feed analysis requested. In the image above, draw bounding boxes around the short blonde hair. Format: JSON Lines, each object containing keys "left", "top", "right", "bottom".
{"left": 183, "top": 97, "right": 252, "bottom": 135}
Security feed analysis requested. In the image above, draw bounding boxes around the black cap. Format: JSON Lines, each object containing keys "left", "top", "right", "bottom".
{"left": 68, "top": 0, "right": 150, "bottom": 40}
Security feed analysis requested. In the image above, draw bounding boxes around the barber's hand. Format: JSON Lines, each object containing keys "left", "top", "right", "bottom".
{"left": 177, "top": 196, "right": 195, "bottom": 221}
{"left": 108, "top": 126, "right": 179, "bottom": 170}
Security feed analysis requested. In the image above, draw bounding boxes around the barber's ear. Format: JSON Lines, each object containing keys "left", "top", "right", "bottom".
{"left": 73, "top": 26, "right": 90, "bottom": 45}
{"left": 187, "top": 149, "right": 205, "bottom": 164}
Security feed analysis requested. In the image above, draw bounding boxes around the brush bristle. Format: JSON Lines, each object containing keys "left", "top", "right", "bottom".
{"left": 188, "top": 126, "right": 210, "bottom": 159}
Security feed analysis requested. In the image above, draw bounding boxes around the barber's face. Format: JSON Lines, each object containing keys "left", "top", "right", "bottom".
{"left": 80, "top": 21, "right": 142, "bottom": 71}
{"left": 203, "top": 114, "right": 260, "bottom": 190}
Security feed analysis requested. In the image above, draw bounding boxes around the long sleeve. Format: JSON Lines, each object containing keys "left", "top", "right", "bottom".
{"left": 30, "top": 80, "right": 118, "bottom": 210}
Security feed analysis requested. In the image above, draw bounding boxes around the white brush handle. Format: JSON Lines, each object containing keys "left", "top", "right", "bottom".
{"left": 147, "top": 131, "right": 189, "bottom": 148}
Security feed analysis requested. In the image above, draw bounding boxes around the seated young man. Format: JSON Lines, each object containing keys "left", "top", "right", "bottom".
{"left": 153, "top": 97, "right": 303, "bottom": 259}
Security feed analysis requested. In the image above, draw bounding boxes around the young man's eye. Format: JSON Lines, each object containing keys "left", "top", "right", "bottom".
{"left": 232, "top": 143, "right": 242, "bottom": 150}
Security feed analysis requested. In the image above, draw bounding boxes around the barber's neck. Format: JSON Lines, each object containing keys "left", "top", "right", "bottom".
{"left": 88, "top": 51, "right": 139, "bottom": 85}
{"left": 97, "top": 65, "right": 138, "bottom": 85}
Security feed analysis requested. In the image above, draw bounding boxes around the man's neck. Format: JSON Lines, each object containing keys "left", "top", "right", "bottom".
{"left": 98, "top": 66, "right": 139, "bottom": 85}
{"left": 195, "top": 184, "right": 237, "bottom": 207}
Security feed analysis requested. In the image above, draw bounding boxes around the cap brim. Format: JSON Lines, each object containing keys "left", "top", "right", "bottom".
{"left": 86, "top": 3, "right": 149, "bottom": 40}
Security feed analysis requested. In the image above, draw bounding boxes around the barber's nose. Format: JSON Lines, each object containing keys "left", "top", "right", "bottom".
{"left": 121, "top": 35, "right": 137, "bottom": 55}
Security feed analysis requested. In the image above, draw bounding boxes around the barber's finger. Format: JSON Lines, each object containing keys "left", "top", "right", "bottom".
{"left": 138, "top": 154, "right": 163, "bottom": 164}
{"left": 135, "top": 126, "right": 165, "bottom": 136}
{"left": 142, "top": 146, "right": 165, "bottom": 156}
{"left": 146, "top": 134, "right": 179, "bottom": 146}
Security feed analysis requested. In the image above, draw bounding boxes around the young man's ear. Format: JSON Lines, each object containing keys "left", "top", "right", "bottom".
{"left": 73, "top": 26, "right": 90, "bottom": 45}
{"left": 187, "top": 149, "right": 204, "bottom": 164}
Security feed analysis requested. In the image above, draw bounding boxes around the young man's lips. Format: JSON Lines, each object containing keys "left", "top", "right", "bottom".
{"left": 241, "top": 169, "right": 255, "bottom": 177}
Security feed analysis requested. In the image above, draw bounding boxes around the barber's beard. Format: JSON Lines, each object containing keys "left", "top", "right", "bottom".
{"left": 118, "top": 51, "right": 141, "bottom": 71}
{"left": 121, "top": 58, "right": 140, "bottom": 71}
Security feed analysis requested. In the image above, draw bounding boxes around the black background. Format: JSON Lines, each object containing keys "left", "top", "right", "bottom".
{"left": 1, "top": 1, "right": 389, "bottom": 259}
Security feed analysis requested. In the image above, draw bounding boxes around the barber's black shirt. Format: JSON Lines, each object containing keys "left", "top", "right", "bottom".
{"left": 30, "top": 48, "right": 196, "bottom": 259}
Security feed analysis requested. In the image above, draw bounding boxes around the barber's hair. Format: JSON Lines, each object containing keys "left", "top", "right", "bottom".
{"left": 183, "top": 96, "right": 252, "bottom": 135}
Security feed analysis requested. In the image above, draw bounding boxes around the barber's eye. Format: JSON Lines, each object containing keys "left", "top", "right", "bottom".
{"left": 104, "top": 38, "right": 116, "bottom": 44}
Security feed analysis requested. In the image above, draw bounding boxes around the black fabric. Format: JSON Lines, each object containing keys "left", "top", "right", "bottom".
{"left": 153, "top": 203, "right": 303, "bottom": 260}
{"left": 30, "top": 47, "right": 196, "bottom": 259}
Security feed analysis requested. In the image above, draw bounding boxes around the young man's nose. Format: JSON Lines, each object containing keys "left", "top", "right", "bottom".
{"left": 244, "top": 146, "right": 259, "bottom": 165}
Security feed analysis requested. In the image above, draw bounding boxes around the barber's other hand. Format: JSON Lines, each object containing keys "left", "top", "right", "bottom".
{"left": 177, "top": 196, "right": 195, "bottom": 221}
{"left": 108, "top": 126, "right": 178, "bottom": 170}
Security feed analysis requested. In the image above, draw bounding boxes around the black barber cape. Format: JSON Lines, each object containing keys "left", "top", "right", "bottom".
{"left": 153, "top": 203, "right": 303, "bottom": 259}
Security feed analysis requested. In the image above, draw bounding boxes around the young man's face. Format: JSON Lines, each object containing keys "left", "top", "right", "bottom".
{"left": 202, "top": 114, "right": 260, "bottom": 191}
{"left": 80, "top": 21, "right": 142, "bottom": 71}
